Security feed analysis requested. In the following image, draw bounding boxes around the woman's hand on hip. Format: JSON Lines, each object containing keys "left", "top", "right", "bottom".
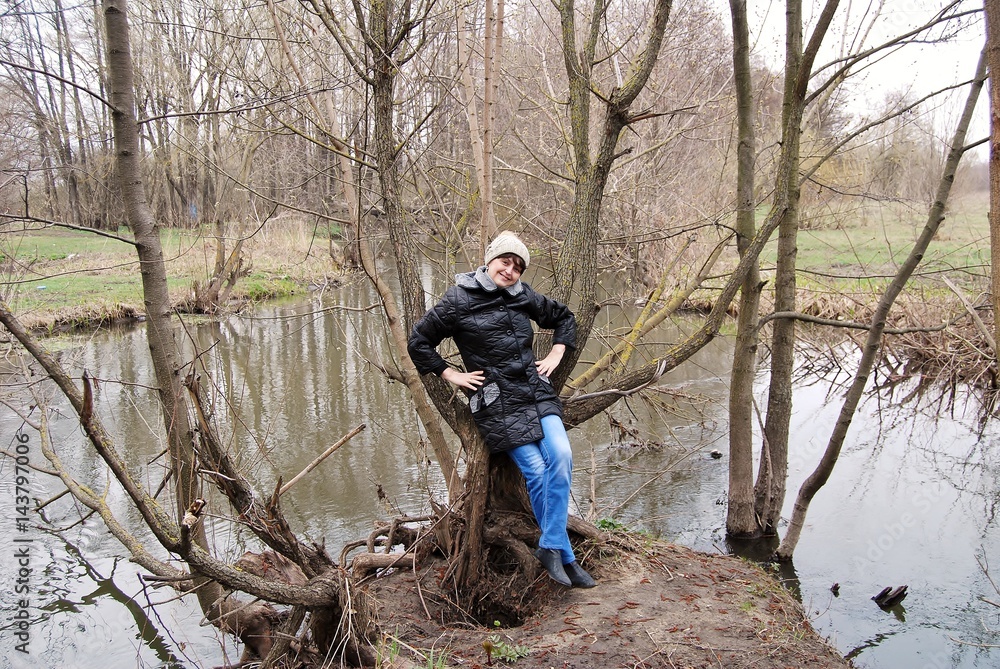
{"left": 441, "top": 367, "right": 485, "bottom": 391}
{"left": 535, "top": 344, "right": 566, "bottom": 377}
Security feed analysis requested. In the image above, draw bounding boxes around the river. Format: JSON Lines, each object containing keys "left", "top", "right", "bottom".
{"left": 0, "top": 281, "right": 998, "bottom": 668}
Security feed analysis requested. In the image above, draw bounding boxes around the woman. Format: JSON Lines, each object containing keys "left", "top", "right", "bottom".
{"left": 407, "top": 232, "right": 595, "bottom": 588}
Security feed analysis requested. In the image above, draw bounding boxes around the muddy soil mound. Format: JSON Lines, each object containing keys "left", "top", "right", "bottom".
{"left": 367, "top": 540, "right": 851, "bottom": 668}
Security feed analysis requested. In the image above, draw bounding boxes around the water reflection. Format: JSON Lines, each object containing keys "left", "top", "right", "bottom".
{"left": 1, "top": 287, "right": 999, "bottom": 668}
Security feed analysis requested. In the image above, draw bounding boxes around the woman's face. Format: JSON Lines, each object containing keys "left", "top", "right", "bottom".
{"left": 486, "top": 254, "right": 524, "bottom": 288}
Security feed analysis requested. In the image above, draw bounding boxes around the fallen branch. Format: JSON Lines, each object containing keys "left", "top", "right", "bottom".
{"left": 942, "top": 275, "right": 996, "bottom": 358}
{"left": 351, "top": 552, "right": 417, "bottom": 577}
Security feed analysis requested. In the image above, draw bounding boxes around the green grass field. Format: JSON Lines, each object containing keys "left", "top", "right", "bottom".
{"left": 1, "top": 191, "right": 990, "bottom": 331}
{"left": 755, "top": 191, "right": 990, "bottom": 294}
{"left": 1, "top": 223, "right": 335, "bottom": 329}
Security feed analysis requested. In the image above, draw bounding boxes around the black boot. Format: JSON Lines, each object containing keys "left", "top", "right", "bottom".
{"left": 534, "top": 548, "right": 571, "bottom": 586}
{"left": 563, "top": 561, "right": 596, "bottom": 588}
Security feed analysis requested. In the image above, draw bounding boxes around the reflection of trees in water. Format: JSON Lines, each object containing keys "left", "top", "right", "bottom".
{"left": 789, "top": 328, "right": 996, "bottom": 420}
{"left": 46, "top": 528, "right": 195, "bottom": 667}
{"left": 789, "top": 335, "right": 1000, "bottom": 532}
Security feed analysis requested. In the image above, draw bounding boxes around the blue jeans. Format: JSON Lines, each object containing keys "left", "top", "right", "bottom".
{"left": 508, "top": 414, "right": 575, "bottom": 564}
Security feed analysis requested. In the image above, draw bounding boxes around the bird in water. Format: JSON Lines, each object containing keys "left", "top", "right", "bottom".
{"left": 872, "top": 585, "right": 908, "bottom": 609}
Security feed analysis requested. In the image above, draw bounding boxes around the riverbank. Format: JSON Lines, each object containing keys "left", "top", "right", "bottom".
{"left": 3, "top": 197, "right": 990, "bottom": 336}
{"left": 370, "top": 537, "right": 852, "bottom": 668}
{"left": 1, "top": 222, "right": 343, "bottom": 332}
{"left": 6, "top": 212, "right": 992, "bottom": 390}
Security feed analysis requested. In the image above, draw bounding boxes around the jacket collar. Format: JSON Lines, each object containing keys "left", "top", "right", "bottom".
{"left": 455, "top": 266, "right": 524, "bottom": 295}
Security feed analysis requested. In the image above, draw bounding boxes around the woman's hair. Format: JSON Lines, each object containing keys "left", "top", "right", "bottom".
{"left": 496, "top": 252, "right": 526, "bottom": 273}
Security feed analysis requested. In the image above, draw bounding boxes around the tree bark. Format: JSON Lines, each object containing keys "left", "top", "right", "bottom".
{"left": 725, "top": 0, "right": 761, "bottom": 537}
{"left": 776, "top": 51, "right": 987, "bottom": 560}
{"left": 552, "top": 0, "right": 673, "bottom": 385}
{"left": 985, "top": 0, "right": 1000, "bottom": 356}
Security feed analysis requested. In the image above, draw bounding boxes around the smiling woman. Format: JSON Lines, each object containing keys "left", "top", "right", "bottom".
{"left": 408, "top": 231, "right": 596, "bottom": 588}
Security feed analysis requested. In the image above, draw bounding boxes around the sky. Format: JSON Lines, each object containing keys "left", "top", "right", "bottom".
{"left": 736, "top": 0, "right": 988, "bottom": 144}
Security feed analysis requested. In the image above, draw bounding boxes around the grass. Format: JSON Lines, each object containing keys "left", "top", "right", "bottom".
{"left": 676, "top": 190, "right": 991, "bottom": 324}
{"left": 1, "top": 220, "right": 340, "bottom": 330}
{"left": 761, "top": 190, "right": 990, "bottom": 289}
{"left": 376, "top": 633, "right": 451, "bottom": 669}
{"left": 1, "top": 190, "right": 990, "bottom": 332}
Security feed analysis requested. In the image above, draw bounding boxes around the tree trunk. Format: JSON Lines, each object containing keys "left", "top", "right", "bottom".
{"left": 776, "top": 52, "right": 986, "bottom": 560}
{"left": 459, "top": 0, "right": 504, "bottom": 250}
{"left": 368, "top": 0, "right": 425, "bottom": 330}
{"left": 985, "top": 0, "right": 1000, "bottom": 356}
{"left": 102, "top": 0, "right": 226, "bottom": 617}
{"left": 458, "top": 0, "right": 488, "bottom": 242}
{"left": 757, "top": 0, "right": 804, "bottom": 537}
{"left": 755, "top": 0, "right": 840, "bottom": 534}
{"left": 725, "top": 0, "right": 761, "bottom": 537}
{"left": 481, "top": 0, "right": 500, "bottom": 245}
{"left": 552, "top": 0, "right": 673, "bottom": 382}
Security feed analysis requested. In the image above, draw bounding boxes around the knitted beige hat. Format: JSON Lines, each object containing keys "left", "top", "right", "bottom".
{"left": 484, "top": 232, "right": 530, "bottom": 268}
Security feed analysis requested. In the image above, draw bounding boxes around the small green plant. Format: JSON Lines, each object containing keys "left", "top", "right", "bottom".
{"left": 739, "top": 599, "right": 756, "bottom": 612}
{"left": 376, "top": 634, "right": 400, "bottom": 668}
{"left": 596, "top": 517, "right": 627, "bottom": 531}
{"left": 483, "top": 620, "right": 531, "bottom": 664}
{"left": 424, "top": 648, "right": 449, "bottom": 668}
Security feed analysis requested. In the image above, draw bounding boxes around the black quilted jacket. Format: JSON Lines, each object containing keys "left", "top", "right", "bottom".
{"left": 407, "top": 272, "right": 577, "bottom": 453}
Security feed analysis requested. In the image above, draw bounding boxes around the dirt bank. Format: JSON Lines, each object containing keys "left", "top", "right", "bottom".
{"left": 368, "top": 539, "right": 851, "bottom": 669}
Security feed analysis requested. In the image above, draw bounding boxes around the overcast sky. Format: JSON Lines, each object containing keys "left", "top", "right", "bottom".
{"left": 732, "top": 0, "right": 987, "bottom": 144}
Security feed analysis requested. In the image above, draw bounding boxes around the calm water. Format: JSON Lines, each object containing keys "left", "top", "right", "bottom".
{"left": 1, "top": 283, "right": 998, "bottom": 668}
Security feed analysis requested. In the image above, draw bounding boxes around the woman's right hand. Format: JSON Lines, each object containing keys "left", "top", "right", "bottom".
{"left": 441, "top": 367, "right": 485, "bottom": 391}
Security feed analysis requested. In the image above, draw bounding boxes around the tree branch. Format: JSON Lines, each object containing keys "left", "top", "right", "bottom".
{"left": 0, "top": 57, "right": 116, "bottom": 111}
{"left": 756, "top": 310, "right": 951, "bottom": 335}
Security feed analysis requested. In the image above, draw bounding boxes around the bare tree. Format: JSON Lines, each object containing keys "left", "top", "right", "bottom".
{"left": 719, "top": 0, "right": 982, "bottom": 541}
{"left": 986, "top": 0, "right": 1000, "bottom": 352}
{"left": 725, "top": 0, "right": 761, "bottom": 536}
{"left": 457, "top": 0, "right": 504, "bottom": 249}
{"left": 753, "top": 0, "right": 841, "bottom": 538}
{"left": 776, "top": 51, "right": 987, "bottom": 559}
{"left": 0, "top": 1, "right": 391, "bottom": 663}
